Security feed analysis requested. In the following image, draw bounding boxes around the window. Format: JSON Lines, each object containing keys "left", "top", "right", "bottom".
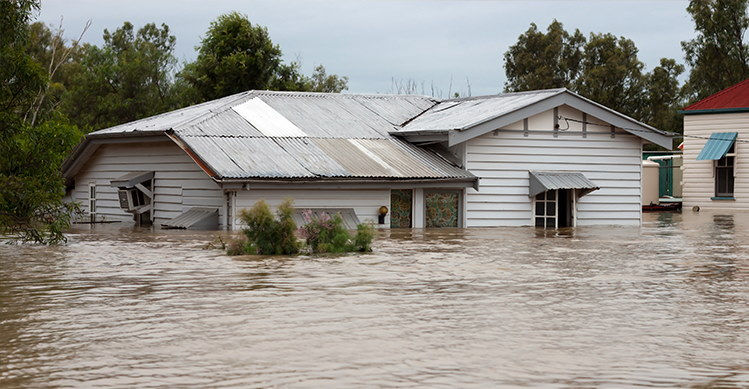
{"left": 534, "top": 190, "right": 557, "bottom": 229}
{"left": 88, "top": 182, "right": 97, "bottom": 222}
{"left": 715, "top": 143, "right": 735, "bottom": 197}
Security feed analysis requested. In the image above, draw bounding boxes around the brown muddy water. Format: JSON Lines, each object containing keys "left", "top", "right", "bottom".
{"left": 1, "top": 212, "right": 748, "bottom": 388}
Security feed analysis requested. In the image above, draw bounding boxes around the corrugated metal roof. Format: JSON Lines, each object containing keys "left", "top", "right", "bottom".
{"left": 401, "top": 89, "right": 565, "bottom": 132}
{"left": 179, "top": 135, "right": 473, "bottom": 180}
{"left": 528, "top": 171, "right": 599, "bottom": 198}
{"left": 696, "top": 132, "right": 738, "bottom": 160}
{"left": 83, "top": 90, "right": 475, "bottom": 182}
{"left": 162, "top": 207, "right": 219, "bottom": 230}
{"left": 232, "top": 97, "right": 307, "bottom": 137}
{"left": 683, "top": 79, "right": 749, "bottom": 111}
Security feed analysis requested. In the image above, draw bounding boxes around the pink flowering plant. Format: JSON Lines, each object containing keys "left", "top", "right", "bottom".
{"left": 298, "top": 209, "right": 374, "bottom": 254}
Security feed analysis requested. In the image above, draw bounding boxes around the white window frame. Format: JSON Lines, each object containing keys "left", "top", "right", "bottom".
{"left": 88, "top": 181, "right": 97, "bottom": 222}
{"left": 532, "top": 189, "right": 577, "bottom": 229}
{"left": 533, "top": 189, "right": 558, "bottom": 229}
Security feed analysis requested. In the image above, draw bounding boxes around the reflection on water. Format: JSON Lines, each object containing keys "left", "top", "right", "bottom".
{"left": 1, "top": 212, "right": 748, "bottom": 387}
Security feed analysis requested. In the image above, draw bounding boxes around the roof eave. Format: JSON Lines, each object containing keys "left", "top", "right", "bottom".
{"left": 679, "top": 107, "right": 749, "bottom": 115}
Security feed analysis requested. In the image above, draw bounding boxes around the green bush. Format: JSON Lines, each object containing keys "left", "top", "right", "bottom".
{"left": 226, "top": 200, "right": 375, "bottom": 256}
{"left": 231, "top": 199, "right": 300, "bottom": 255}
{"left": 299, "top": 210, "right": 374, "bottom": 253}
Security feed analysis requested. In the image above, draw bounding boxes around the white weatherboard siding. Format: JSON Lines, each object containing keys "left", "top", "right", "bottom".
{"left": 72, "top": 141, "right": 225, "bottom": 227}
{"left": 234, "top": 189, "right": 390, "bottom": 229}
{"left": 464, "top": 105, "right": 643, "bottom": 226}
{"left": 683, "top": 113, "right": 749, "bottom": 209}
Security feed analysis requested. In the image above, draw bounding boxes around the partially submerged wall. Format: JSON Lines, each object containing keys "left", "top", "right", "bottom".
{"left": 72, "top": 141, "right": 225, "bottom": 227}
{"left": 463, "top": 105, "right": 643, "bottom": 226}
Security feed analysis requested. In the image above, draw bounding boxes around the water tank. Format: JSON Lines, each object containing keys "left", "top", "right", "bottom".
{"left": 642, "top": 160, "right": 660, "bottom": 205}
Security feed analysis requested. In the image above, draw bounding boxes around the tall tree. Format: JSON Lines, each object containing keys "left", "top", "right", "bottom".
{"left": 644, "top": 58, "right": 685, "bottom": 136}
{"left": 62, "top": 22, "right": 179, "bottom": 131}
{"left": 180, "top": 12, "right": 283, "bottom": 101}
{"left": 574, "top": 33, "right": 647, "bottom": 119}
{"left": 503, "top": 21, "right": 685, "bottom": 139}
{"left": 179, "top": 12, "right": 347, "bottom": 103}
{"left": 682, "top": 0, "right": 749, "bottom": 101}
{"left": 504, "top": 20, "right": 585, "bottom": 91}
{"left": 1, "top": 0, "right": 83, "bottom": 244}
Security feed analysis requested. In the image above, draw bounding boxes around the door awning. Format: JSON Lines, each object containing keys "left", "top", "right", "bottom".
{"left": 110, "top": 171, "right": 154, "bottom": 188}
{"left": 528, "top": 171, "right": 600, "bottom": 198}
{"left": 696, "top": 132, "right": 738, "bottom": 160}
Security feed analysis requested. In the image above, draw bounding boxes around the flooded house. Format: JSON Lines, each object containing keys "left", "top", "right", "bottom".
{"left": 62, "top": 88, "right": 671, "bottom": 230}
{"left": 681, "top": 79, "right": 749, "bottom": 210}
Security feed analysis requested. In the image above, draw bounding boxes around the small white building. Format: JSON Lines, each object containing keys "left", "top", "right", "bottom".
{"left": 681, "top": 79, "right": 749, "bottom": 210}
{"left": 62, "top": 89, "right": 670, "bottom": 230}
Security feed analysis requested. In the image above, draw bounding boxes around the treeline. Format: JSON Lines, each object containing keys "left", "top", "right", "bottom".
{"left": 4, "top": 0, "right": 749, "bottom": 243}
{"left": 1, "top": 1, "right": 348, "bottom": 243}
{"left": 28, "top": 11, "right": 349, "bottom": 132}
{"left": 503, "top": 0, "right": 749, "bottom": 140}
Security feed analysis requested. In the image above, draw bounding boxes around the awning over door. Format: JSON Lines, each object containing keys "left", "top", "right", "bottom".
{"left": 528, "top": 171, "right": 599, "bottom": 198}
{"left": 696, "top": 132, "right": 738, "bottom": 160}
{"left": 110, "top": 171, "right": 154, "bottom": 188}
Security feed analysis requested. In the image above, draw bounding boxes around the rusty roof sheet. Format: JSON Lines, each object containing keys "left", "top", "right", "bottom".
{"left": 179, "top": 136, "right": 473, "bottom": 180}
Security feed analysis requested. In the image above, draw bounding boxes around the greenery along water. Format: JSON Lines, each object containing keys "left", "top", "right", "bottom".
{"left": 0, "top": 212, "right": 747, "bottom": 387}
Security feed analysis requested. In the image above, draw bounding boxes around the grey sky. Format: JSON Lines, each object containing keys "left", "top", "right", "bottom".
{"left": 36, "top": 0, "right": 694, "bottom": 97}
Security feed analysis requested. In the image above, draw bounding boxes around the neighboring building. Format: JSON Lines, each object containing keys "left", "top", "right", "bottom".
{"left": 681, "top": 79, "right": 749, "bottom": 210}
{"left": 62, "top": 88, "right": 670, "bottom": 230}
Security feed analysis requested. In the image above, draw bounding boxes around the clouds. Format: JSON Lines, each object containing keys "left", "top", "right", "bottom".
{"left": 37, "top": 0, "right": 692, "bottom": 96}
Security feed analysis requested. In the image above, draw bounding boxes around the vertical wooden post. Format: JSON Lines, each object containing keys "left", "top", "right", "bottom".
{"left": 582, "top": 113, "right": 587, "bottom": 138}
{"left": 553, "top": 107, "right": 559, "bottom": 138}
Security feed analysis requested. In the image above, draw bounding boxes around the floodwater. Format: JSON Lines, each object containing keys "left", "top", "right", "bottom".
{"left": 1, "top": 212, "right": 747, "bottom": 388}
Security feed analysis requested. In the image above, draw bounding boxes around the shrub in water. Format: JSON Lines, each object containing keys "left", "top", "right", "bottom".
{"left": 233, "top": 199, "right": 300, "bottom": 255}
{"left": 299, "top": 210, "right": 374, "bottom": 253}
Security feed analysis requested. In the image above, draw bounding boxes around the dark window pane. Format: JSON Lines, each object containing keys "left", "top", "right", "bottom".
{"left": 535, "top": 217, "right": 545, "bottom": 227}
{"left": 535, "top": 201, "right": 544, "bottom": 215}
{"left": 536, "top": 192, "right": 545, "bottom": 201}
{"left": 546, "top": 202, "right": 555, "bottom": 216}
{"left": 545, "top": 217, "right": 555, "bottom": 229}
{"left": 547, "top": 190, "right": 556, "bottom": 200}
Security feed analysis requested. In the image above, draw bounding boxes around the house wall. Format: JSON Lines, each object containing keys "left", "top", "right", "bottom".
{"left": 463, "top": 105, "right": 644, "bottom": 226}
{"left": 683, "top": 113, "right": 749, "bottom": 210}
{"left": 72, "top": 141, "right": 225, "bottom": 227}
{"left": 233, "top": 188, "right": 390, "bottom": 230}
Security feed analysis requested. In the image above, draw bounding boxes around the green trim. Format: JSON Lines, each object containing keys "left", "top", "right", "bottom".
{"left": 680, "top": 107, "right": 749, "bottom": 115}
{"left": 711, "top": 196, "right": 736, "bottom": 200}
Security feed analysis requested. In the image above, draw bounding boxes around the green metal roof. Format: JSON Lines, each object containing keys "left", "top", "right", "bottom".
{"left": 696, "top": 132, "right": 738, "bottom": 160}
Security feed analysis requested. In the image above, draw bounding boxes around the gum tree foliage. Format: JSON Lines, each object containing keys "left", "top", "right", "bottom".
{"left": 503, "top": 20, "right": 684, "bottom": 138}
{"left": 503, "top": 21, "right": 585, "bottom": 91}
{"left": 179, "top": 12, "right": 347, "bottom": 104}
{"left": 682, "top": 0, "right": 749, "bottom": 101}
{"left": 62, "top": 22, "right": 180, "bottom": 131}
{"left": 0, "top": 0, "right": 83, "bottom": 244}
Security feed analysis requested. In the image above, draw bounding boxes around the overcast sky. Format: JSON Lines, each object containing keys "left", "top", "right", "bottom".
{"left": 36, "top": 0, "right": 694, "bottom": 97}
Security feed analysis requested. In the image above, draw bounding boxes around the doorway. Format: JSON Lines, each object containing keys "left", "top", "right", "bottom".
{"left": 534, "top": 189, "right": 575, "bottom": 229}
{"left": 425, "top": 190, "right": 461, "bottom": 228}
{"left": 390, "top": 189, "right": 413, "bottom": 228}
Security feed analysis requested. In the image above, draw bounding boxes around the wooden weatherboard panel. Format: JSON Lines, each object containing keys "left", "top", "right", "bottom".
{"left": 462, "top": 106, "right": 643, "bottom": 227}
{"left": 683, "top": 113, "right": 749, "bottom": 210}
{"left": 71, "top": 141, "right": 225, "bottom": 227}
